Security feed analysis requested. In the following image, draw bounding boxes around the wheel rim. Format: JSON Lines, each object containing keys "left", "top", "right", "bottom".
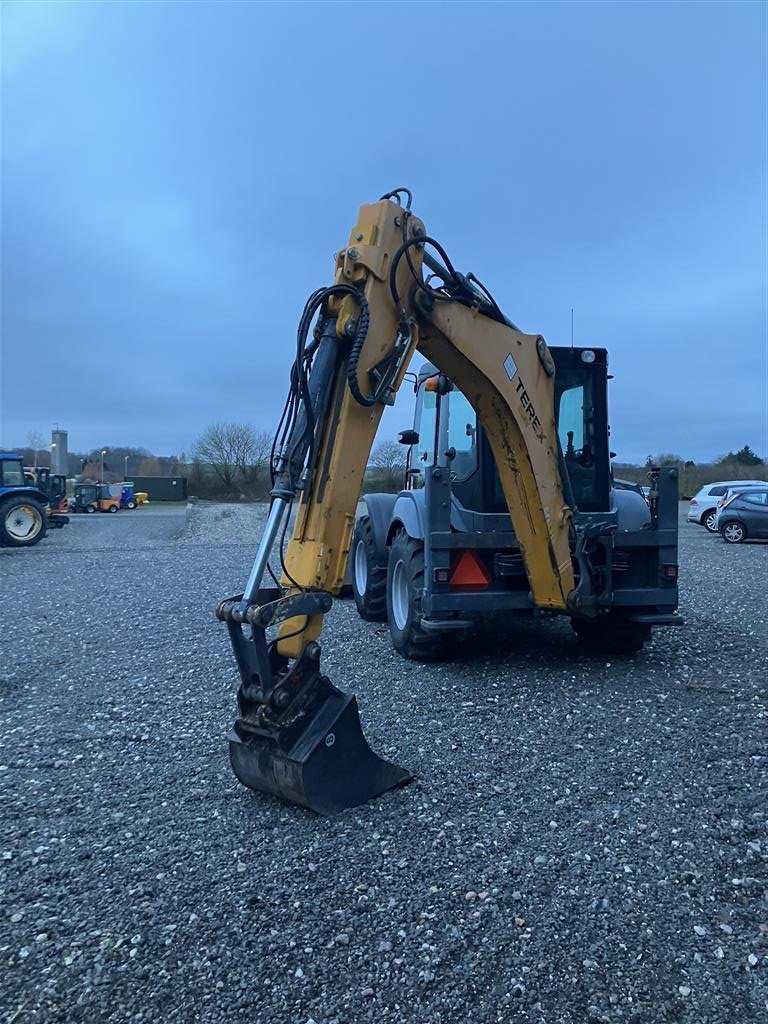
{"left": 391, "top": 558, "right": 409, "bottom": 630}
{"left": 723, "top": 523, "right": 743, "bottom": 542}
{"left": 354, "top": 539, "right": 368, "bottom": 595}
{"left": 5, "top": 504, "right": 43, "bottom": 541}
{"left": 705, "top": 512, "right": 717, "bottom": 530}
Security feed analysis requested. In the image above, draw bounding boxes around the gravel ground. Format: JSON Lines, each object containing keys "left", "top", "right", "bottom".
{"left": 1, "top": 504, "right": 766, "bottom": 1023}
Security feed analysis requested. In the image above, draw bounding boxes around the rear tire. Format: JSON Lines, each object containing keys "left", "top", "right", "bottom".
{"left": 572, "top": 614, "right": 650, "bottom": 656}
{"left": 703, "top": 509, "right": 718, "bottom": 532}
{"left": 86, "top": 505, "right": 96, "bottom": 514}
{"left": 0, "top": 496, "right": 47, "bottom": 548}
{"left": 721, "top": 521, "right": 746, "bottom": 544}
{"left": 386, "top": 530, "right": 445, "bottom": 660}
{"left": 126, "top": 500, "right": 136, "bottom": 510}
{"left": 108, "top": 505, "right": 119, "bottom": 513}
{"left": 351, "top": 516, "right": 387, "bottom": 622}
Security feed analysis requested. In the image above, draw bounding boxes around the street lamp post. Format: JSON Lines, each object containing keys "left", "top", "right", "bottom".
{"left": 124, "top": 455, "right": 129, "bottom": 479}
{"left": 101, "top": 449, "right": 107, "bottom": 483}
{"left": 51, "top": 442, "right": 57, "bottom": 472}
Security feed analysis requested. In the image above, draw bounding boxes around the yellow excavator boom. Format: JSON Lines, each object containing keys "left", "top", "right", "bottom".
{"left": 216, "top": 190, "right": 577, "bottom": 813}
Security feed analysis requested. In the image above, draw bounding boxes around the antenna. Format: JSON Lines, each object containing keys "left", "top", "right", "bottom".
{"left": 571, "top": 308, "right": 574, "bottom": 349}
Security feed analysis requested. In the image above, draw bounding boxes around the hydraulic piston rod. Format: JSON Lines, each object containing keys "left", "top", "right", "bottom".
{"left": 242, "top": 496, "right": 290, "bottom": 605}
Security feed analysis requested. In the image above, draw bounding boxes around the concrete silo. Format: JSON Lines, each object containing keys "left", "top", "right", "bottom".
{"left": 51, "top": 429, "right": 68, "bottom": 476}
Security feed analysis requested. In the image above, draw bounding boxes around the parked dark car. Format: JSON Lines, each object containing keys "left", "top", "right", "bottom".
{"left": 718, "top": 488, "right": 768, "bottom": 544}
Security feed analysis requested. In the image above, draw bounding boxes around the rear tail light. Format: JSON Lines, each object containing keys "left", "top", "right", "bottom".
{"left": 717, "top": 499, "right": 725, "bottom": 508}
{"left": 689, "top": 498, "right": 698, "bottom": 506}
{"left": 662, "top": 563, "right": 678, "bottom": 580}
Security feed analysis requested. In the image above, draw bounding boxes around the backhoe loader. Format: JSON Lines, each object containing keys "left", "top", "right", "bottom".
{"left": 352, "top": 359, "right": 678, "bottom": 658}
{"left": 217, "top": 189, "right": 681, "bottom": 814}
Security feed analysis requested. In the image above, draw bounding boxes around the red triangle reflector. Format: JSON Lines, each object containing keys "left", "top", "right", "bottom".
{"left": 450, "top": 550, "right": 490, "bottom": 587}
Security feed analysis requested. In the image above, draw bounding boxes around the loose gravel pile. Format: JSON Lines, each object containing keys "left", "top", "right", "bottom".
{"left": 1, "top": 504, "right": 766, "bottom": 1023}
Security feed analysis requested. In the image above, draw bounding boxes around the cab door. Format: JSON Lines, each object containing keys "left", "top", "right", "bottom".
{"left": 408, "top": 376, "right": 440, "bottom": 488}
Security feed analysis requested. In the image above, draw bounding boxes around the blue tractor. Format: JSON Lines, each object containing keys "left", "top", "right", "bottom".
{"left": 120, "top": 482, "right": 138, "bottom": 510}
{"left": 0, "top": 453, "right": 49, "bottom": 547}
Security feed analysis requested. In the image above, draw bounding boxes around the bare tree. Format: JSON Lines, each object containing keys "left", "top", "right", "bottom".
{"left": 26, "top": 430, "right": 45, "bottom": 469}
{"left": 193, "top": 422, "right": 265, "bottom": 492}
{"left": 244, "top": 430, "right": 274, "bottom": 492}
{"left": 230, "top": 424, "right": 260, "bottom": 478}
{"left": 253, "top": 430, "right": 273, "bottom": 467}
{"left": 138, "top": 457, "right": 162, "bottom": 475}
{"left": 369, "top": 440, "right": 406, "bottom": 491}
{"left": 171, "top": 451, "right": 188, "bottom": 475}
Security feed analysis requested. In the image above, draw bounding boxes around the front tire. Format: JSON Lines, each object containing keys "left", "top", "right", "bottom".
{"left": 386, "top": 530, "right": 444, "bottom": 660}
{"left": 351, "top": 516, "right": 387, "bottom": 622}
{"left": 721, "top": 521, "right": 746, "bottom": 544}
{"left": 0, "top": 497, "right": 47, "bottom": 547}
{"left": 108, "top": 505, "right": 119, "bottom": 513}
{"left": 572, "top": 614, "right": 650, "bottom": 655}
{"left": 126, "top": 500, "right": 136, "bottom": 510}
{"left": 703, "top": 509, "right": 718, "bottom": 532}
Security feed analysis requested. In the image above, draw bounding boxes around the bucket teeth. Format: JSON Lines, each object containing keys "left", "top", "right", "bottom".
{"left": 229, "top": 687, "right": 412, "bottom": 815}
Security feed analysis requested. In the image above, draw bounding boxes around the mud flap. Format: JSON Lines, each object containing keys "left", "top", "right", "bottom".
{"left": 229, "top": 687, "right": 412, "bottom": 815}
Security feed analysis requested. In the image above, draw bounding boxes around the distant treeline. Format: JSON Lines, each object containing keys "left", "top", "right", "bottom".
{"left": 9, "top": 433, "right": 765, "bottom": 503}
{"left": 615, "top": 447, "right": 767, "bottom": 499}
{"left": 9, "top": 444, "right": 184, "bottom": 481}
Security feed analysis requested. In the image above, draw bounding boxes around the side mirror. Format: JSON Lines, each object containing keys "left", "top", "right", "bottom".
{"left": 398, "top": 430, "right": 419, "bottom": 446}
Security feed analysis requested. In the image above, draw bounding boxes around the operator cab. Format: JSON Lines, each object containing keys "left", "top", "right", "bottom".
{"left": 21, "top": 467, "right": 66, "bottom": 507}
{"left": 49, "top": 474, "right": 68, "bottom": 508}
{"left": 74, "top": 484, "right": 99, "bottom": 511}
{"left": 25, "top": 466, "right": 52, "bottom": 492}
{"left": 0, "top": 456, "right": 29, "bottom": 489}
{"left": 407, "top": 347, "right": 611, "bottom": 515}
{"left": 73, "top": 483, "right": 120, "bottom": 513}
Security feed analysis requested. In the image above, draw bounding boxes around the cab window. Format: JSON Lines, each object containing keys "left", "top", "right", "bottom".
{"left": 1, "top": 460, "right": 26, "bottom": 487}
{"left": 559, "top": 386, "right": 585, "bottom": 453}
{"left": 444, "top": 389, "right": 478, "bottom": 481}
{"left": 414, "top": 386, "right": 438, "bottom": 468}
{"left": 557, "top": 376, "right": 599, "bottom": 510}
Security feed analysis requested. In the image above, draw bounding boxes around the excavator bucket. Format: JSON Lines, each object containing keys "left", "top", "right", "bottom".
{"left": 218, "top": 587, "right": 412, "bottom": 815}
{"left": 229, "top": 686, "right": 412, "bottom": 815}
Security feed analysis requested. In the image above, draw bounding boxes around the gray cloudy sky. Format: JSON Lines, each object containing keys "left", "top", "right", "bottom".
{"left": 1, "top": 0, "right": 765, "bottom": 463}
